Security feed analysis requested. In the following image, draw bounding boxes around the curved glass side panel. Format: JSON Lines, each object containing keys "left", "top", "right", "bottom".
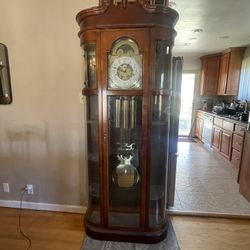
{"left": 108, "top": 96, "right": 142, "bottom": 227}
{"left": 83, "top": 44, "right": 96, "bottom": 88}
{"left": 154, "top": 41, "right": 171, "bottom": 90}
{"left": 86, "top": 95, "right": 100, "bottom": 224}
{"left": 149, "top": 40, "right": 171, "bottom": 228}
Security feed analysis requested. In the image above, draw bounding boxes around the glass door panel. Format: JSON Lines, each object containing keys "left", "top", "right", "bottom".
{"left": 149, "top": 41, "right": 171, "bottom": 227}
{"left": 149, "top": 95, "right": 169, "bottom": 227}
{"left": 86, "top": 95, "right": 100, "bottom": 224}
{"left": 83, "top": 44, "right": 97, "bottom": 88}
{"left": 154, "top": 41, "right": 171, "bottom": 90}
{"left": 107, "top": 96, "right": 142, "bottom": 227}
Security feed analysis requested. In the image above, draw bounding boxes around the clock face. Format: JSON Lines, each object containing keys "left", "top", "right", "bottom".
{"left": 109, "top": 56, "right": 141, "bottom": 89}
{"left": 108, "top": 38, "right": 142, "bottom": 89}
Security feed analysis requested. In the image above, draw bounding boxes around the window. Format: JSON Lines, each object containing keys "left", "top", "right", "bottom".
{"left": 238, "top": 56, "right": 250, "bottom": 101}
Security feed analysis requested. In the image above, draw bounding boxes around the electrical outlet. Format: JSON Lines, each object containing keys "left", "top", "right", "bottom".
{"left": 26, "top": 184, "right": 34, "bottom": 195}
{"left": 3, "top": 183, "right": 10, "bottom": 192}
{"left": 79, "top": 93, "right": 84, "bottom": 104}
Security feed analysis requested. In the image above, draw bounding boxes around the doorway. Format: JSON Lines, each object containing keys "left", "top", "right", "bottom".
{"left": 178, "top": 73, "right": 195, "bottom": 136}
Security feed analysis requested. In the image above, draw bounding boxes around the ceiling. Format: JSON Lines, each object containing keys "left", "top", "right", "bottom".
{"left": 172, "top": 0, "right": 250, "bottom": 57}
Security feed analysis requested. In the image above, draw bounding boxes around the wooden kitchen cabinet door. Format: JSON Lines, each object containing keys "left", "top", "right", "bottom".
{"left": 217, "top": 53, "right": 230, "bottom": 95}
{"left": 220, "top": 130, "right": 233, "bottom": 160}
{"left": 231, "top": 149, "right": 241, "bottom": 169}
{"left": 200, "top": 55, "right": 220, "bottom": 95}
{"left": 212, "top": 126, "right": 221, "bottom": 151}
{"left": 239, "top": 132, "right": 250, "bottom": 202}
{"left": 232, "top": 133, "right": 244, "bottom": 152}
{"left": 217, "top": 48, "right": 245, "bottom": 96}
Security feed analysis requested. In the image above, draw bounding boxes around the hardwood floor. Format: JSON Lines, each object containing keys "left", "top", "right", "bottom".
{"left": 0, "top": 207, "right": 250, "bottom": 250}
{"left": 0, "top": 207, "right": 85, "bottom": 250}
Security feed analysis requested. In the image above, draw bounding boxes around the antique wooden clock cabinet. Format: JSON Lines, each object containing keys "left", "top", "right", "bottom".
{"left": 76, "top": 0, "right": 178, "bottom": 243}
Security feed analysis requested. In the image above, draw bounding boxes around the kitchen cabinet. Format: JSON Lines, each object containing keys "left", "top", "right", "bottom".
{"left": 211, "top": 117, "right": 234, "bottom": 160}
{"left": 232, "top": 133, "right": 244, "bottom": 152}
{"left": 200, "top": 55, "right": 220, "bottom": 95}
{"left": 231, "top": 149, "right": 242, "bottom": 170}
{"left": 220, "top": 130, "right": 233, "bottom": 160}
{"left": 217, "top": 53, "right": 230, "bottom": 95}
{"left": 212, "top": 126, "right": 221, "bottom": 151}
{"left": 217, "top": 48, "right": 245, "bottom": 96}
{"left": 197, "top": 112, "right": 247, "bottom": 170}
{"left": 231, "top": 125, "right": 246, "bottom": 171}
{"left": 199, "top": 47, "right": 245, "bottom": 96}
{"left": 239, "top": 132, "right": 250, "bottom": 202}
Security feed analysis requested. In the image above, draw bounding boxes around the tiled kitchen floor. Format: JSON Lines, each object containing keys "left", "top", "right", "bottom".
{"left": 172, "top": 140, "right": 250, "bottom": 216}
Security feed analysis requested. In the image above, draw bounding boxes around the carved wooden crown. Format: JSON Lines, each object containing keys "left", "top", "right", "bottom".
{"left": 76, "top": 0, "right": 178, "bottom": 44}
{"left": 99, "top": 0, "right": 169, "bottom": 8}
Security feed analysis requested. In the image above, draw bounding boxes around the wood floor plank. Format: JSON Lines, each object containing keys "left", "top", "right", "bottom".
{"left": 0, "top": 208, "right": 85, "bottom": 250}
{"left": 1, "top": 207, "right": 250, "bottom": 250}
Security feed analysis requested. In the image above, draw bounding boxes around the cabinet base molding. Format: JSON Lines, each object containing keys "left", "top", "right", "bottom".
{"left": 85, "top": 219, "right": 168, "bottom": 244}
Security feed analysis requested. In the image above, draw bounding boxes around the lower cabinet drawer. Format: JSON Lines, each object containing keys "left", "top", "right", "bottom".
{"left": 232, "top": 134, "right": 244, "bottom": 152}
{"left": 231, "top": 149, "right": 241, "bottom": 169}
{"left": 223, "top": 120, "right": 235, "bottom": 131}
{"left": 235, "top": 124, "right": 246, "bottom": 136}
{"left": 214, "top": 117, "right": 223, "bottom": 128}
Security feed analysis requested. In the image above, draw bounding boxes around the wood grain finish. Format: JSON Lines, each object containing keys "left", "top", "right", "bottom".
{"left": 217, "top": 53, "right": 230, "bottom": 95}
{"left": 220, "top": 130, "right": 232, "bottom": 160}
{"left": 226, "top": 47, "right": 246, "bottom": 95}
{"left": 212, "top": 126, "right": 221, "bottom": 151}
{"left": 232, "top": 133, "right": 244, "bottom": 152}
{"left": 235, "top": 124, "right": 246, "bottom": 136}
{"left": 76, "top": 2, "right": 179, "bottom": 46}
{"left": 239, "top": 132, "right": 250, "bottom": 202}
{"left": 217, "top": 47, "right": 246, "bottom": 96}
{"left": 199, "top": 47, "right": 245, "bottom": 97}
{"left": 2, "top": 208, "right": 250, "bottom": 250}
{"left": 223, "top": 120, "right": 235, "bottom": 132}
{"left": 0, "top": 208, "right": 84, "bottom": 250}
{"left": 199, "top": 55, "right": 220, "bottom": 96}
{"left": 231, "top": 148, "right": 242, "bottom": 169}
{"left": 214, "top": 117, "right": 223, "bottom": 128}
{"left": 77, "top": 1, "right": 179, "bottom": 243}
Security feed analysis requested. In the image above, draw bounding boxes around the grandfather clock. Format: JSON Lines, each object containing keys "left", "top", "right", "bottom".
{"left": 76, "top": 0, "right": 178, "bottom": 243}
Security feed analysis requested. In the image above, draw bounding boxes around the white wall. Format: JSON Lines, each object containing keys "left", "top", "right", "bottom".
{"left": 0, "top": 0, "right": 98, "bottom": 207}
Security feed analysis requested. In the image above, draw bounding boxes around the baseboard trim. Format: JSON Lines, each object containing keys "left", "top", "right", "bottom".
{"left": 167, "top": 208, "right": 250, "bottom": 220}
{"left": 0, "top": 199, "right": 87, "bottom": 214}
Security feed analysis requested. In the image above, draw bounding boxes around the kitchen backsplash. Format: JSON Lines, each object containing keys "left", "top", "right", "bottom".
{"left": 194, "top": 95, "right": 250, "bottom": 112}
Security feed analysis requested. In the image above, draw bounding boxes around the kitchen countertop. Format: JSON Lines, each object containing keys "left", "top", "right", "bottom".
{"left": 197, "top": 110, "right": 248, "bottom": 127}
